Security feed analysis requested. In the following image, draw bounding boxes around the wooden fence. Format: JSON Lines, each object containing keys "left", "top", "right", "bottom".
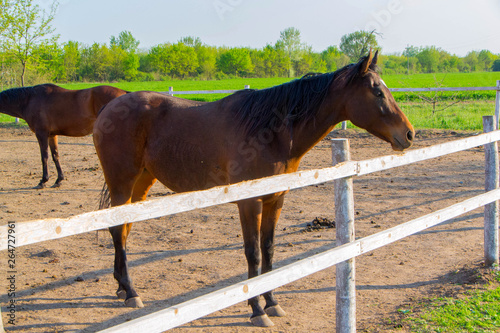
{"left": 1, "top": 116, "right": 499, "bottom": 332}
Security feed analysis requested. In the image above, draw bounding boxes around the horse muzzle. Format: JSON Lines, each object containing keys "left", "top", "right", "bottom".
{"left": 391, "top": 129, "right": 414, "bottom": 151}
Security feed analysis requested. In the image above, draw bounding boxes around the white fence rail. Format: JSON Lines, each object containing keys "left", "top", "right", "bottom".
{"left": 1, "top": 117, "right": 499, "bottom": 332}
{"left": 163, "top": 83, "right": 500, "bottom": 95}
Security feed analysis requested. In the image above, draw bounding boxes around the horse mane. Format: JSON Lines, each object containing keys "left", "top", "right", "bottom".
{"left": 0, "top": 84, "right": 58, "bottom": 107}
{"left": 233, "top": 55, "right": 373, "bottom": 137}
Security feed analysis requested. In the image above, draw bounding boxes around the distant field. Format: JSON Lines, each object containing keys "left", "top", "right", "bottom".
{"left": 58, "top": 72, "right": 499, "bottom": 98}
{"left": 57, "top": 72, "right": 499, "bottom": 103}
{"left": 1, "top": 72, "right": 499, "bottom": 130}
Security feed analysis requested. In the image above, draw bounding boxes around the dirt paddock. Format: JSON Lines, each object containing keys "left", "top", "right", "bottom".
{"left": 0, "top": 125, "right": 495, "bottom": 332}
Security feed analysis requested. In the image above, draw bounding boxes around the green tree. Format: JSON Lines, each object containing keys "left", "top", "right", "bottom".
{"left": 110, "top": 30, "right": 140, "bottom": 53}
{"left": 0, "top": 0, "right": 10, "bottom": 35}
{"left": 339, "top": 30, "right": 379, "bottom": 61}
{"left": 402, "top": 45, "right": 421, "bottom": 74}
{"left": 78, "top": 43, "right": 112, "bottom": 81}
{"left": 148, "top": 42, "right": 198, "bottom": 78}
{"left": 251, "top": 45, "right": 288, "bottom": 77}
{"left": 148, "top": 43, "right": 172, "bottom": 75}
{"left": 109, "top": 31, "right": 140, "bottom": 80}
{"left": 35, "top": 41, "right": 64, "bottom": 82}
{"left": 195, "top": 44, "right": 217, "bottom": 79}
{"left": 380, "top": 54, "right": 408, "bottom": 74}
{"left": 177, "top": 37, "right": 217, "bottom": 79}
{"left": 321, "top": 46, "right": 351, "bottom": 72}
{"left": 441, "top": 55, "right": 460, "bottom": 73}
{"left": 294, "top": 46, "right": 321, "bottom": 76}
{"left": 463, "top": 51, "right": 479, "bottom": 72}
{"left": 492, "top": 59, "right": 500, "bottom": 71}
{"left": 217, "top": 47, "right": 253, "bottom": 76}
{"left": 122, "top": 52, "right": 139, "bottom": 81}
{"left": 62, "top": 41, "right": 80, "bottom": 82}
{"left": 275, "top": 27, "right": 303, "bottom": 77}
{"left": 478, "top": 50, "right": 494, "bottom": 71}
{"left": 168, "top": 43, "right": 198, "bottom": 78}
{"left": 179, "top": 36, "right": 202, "bottom": 49}
{"left": 2, "top": 0, "right": 59, "bottom": 86}
{"left": 107, "top": 45, "right": 127, "bottom": 81}
{"left": 416, "top": 46, "right": 441, "bottom": 73}
{"left": 402, "top": 45, "right": 421, "bottom": 58}
{"left": 437, "top": 49, "right": 453, "bottom": 72}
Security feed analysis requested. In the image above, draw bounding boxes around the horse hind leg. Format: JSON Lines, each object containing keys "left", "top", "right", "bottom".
{"left": 109, "top": 222, "right": 143, "bottom": 308}
{"left": 107, "top": 177, "right": 142, "bottom": 308}
{"left": 112, "top": 169, "right": 156, "bottom": 307}
{"left": 34, "top": 132, "right": 50, "bottom": 189}
{"left": 49, "top": 135, "right": 64, "bottom": 187}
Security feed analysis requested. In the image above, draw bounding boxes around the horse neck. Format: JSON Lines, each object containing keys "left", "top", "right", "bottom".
{"left": 289, "top": 91, "right": 346, "bottom": 160}
{"left": 0, "top": 100, "right": 24, "bottom": 119}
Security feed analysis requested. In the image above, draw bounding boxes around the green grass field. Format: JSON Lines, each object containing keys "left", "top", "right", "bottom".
{"left": 397, "top": 271, "right": 500, "bottom": 332}
{"left": 1, "top": 72, "right": 499, "bottom": 130}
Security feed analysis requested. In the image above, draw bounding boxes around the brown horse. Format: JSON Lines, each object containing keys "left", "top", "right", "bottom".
{"left": 0, "top": 84, "right": 128, "bottom": 188}
{"left": 94, "top": 51, "right": 414, "bottom": 327}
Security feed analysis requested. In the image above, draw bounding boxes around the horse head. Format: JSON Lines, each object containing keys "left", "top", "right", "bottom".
{"left": 343, "top": 50, "right": 414, "bottom": 151}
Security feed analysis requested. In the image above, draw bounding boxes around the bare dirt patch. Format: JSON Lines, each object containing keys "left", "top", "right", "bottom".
{"left": 0, "top": 125, "right": 494, "bottom": 332}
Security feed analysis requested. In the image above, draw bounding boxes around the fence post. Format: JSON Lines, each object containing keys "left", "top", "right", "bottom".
{"left": 483, "top": 115, "right": 499, "bottom": 267}
{"left": 332, "top": 139, "right": 356, "bottom": 333}
{"left": 495, "top": 81, "right": 500, "bottom": 130}
{"left": 168, "top": 86, "right": 174, "bottom": 96}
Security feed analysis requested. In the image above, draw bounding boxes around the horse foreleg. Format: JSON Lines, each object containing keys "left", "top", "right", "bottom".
{"left": 238, "top": 199, "right": 274, "bottom": 327}
{"left": 109, "top": 223, "right": 143, "bottom": 308}
{"left": 34, "top": 132, "right": 50, "bottom": 189}
{"left": 49, "top": 135, "right": 64, "bottom": 187}
{"left": 261, "top": 196, "right": 286, "bottom": 318}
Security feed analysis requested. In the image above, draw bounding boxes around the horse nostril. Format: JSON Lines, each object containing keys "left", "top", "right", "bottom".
{"left": 407, "top": 130, "right": 414, "bottom": 142}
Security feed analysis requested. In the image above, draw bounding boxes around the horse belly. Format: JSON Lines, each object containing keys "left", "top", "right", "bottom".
{"left": 145, "top": 138, "right": 226, "bottom": 193}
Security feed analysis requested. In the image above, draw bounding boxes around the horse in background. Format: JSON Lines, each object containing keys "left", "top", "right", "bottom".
{"left": 94, "top": 51, "right": 414, "bottom": 327}
{"left": 0, "top": 84, "right": 128, "bottom": 188}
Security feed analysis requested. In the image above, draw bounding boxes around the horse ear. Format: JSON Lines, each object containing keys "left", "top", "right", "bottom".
{"left": 371, "top": 50, "right": 379, "bottom": 66}
{"left": 360, "top": 49, "right": 373, "bottom": 75}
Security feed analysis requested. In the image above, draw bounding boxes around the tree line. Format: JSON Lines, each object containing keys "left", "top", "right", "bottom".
{"left": 1, "top": 0, "right": 499, "bottom": 87}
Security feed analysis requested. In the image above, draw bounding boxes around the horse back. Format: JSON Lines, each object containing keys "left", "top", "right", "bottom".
{"left": 94, "top": 91, "right": 294, "bottom": 194}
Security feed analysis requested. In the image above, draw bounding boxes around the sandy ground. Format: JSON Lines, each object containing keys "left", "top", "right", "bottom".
{"left": 0, "top": 125, "right": 496, "bottom": 332}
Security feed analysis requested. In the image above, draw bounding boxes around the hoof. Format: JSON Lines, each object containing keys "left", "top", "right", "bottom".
{"left": 33, "top": 183, "right": 45, "bottom": 189}
{"left": 265, "top": 305, "right": 286, "bottom": 317}
{"left": 250, "top": 314, "right": 274, "bottom": 327}
{"left": 51, "top": 182, "right": 62, "bottom": 188}
{"left": 124, "top": 297, "right": 144, "bottom": 308}
{"left": 116, "top": 290, "right": 127, "bottom": 300}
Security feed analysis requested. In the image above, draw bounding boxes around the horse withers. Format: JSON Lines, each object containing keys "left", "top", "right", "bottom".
{"left": 0, "top": 84, "right": 128, "bottom": 188}
{"left": 94, "top": 51, "right": 414, "bottom": 327}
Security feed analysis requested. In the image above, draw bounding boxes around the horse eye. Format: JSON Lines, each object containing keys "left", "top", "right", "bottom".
{"left": 375, "top": 90, "right": 384, "bottom": 98}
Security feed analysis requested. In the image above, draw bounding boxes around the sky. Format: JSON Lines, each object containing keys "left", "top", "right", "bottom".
{"left": 42, "top": 0, "right": 500, "bottom": 56}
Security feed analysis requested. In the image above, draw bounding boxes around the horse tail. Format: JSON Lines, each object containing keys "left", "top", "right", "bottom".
{"left": 99, "top": 182, "right": 111, "bottom": 210}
